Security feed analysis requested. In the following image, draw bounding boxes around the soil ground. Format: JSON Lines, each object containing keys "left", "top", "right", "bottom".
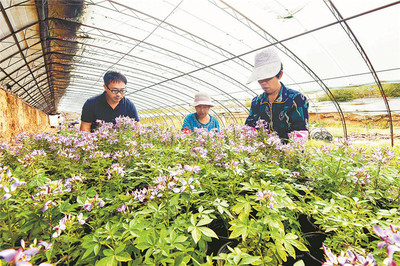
{"left": 309, "top": 113, "right": 400, "bottom": 146}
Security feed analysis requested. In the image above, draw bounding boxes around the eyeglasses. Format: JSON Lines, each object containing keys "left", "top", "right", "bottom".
{"left": 106, "top": 85, "right": 126, "bottom": 95}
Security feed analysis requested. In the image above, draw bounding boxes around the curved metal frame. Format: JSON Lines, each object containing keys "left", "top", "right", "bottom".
{"left": 324, "top": 0, "right": 395, "bottom": 145}
{"left": 212, "top": 0, "right": 348, "bottom": 138}
{"left": 0, "top": 0, "right": 398, "bottom": 138}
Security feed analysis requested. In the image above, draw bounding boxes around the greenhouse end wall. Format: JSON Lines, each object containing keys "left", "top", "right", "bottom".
{"left": 0, "top": 87, "right": 50, "bottom": 142}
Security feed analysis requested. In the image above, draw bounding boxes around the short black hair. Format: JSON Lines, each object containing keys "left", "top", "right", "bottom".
{"left": 103, "top": 71, "right": 127, "bottom": 86}
{"left": 275, "top": 64, "right": 283, "bottom": 78}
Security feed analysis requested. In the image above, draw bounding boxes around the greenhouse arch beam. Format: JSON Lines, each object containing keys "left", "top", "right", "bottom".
{"left": 0, "top": 66, "right": 43, "bottom": 109}
{"left": 48, "top": 77, "right": 186, "bottom": 126}
{"left": 212, "top": 0, "right": 348, "bottom": 139}
{"left": 30, "top": 32, "right": 242, "bottom": 124}
{"left": 37, "top": 46, "right": 238, "bottom": 125}
{"left": 0, "top": 21, "right": 39, "bottom": 43}
{"left": 324, "top": 0, "right": 396, "bottom": 146}
{"left": 0, "top": 1, "right": 51, "bottom": 110}
{"left": 45, "top": 17, "right": 251, "bottom": 115}
{"left": 97, "top": 0, "right": 256, "bottom": 86}
{"left": 36, "top": 0, "right": 57, "bottom": 114}
{"left": 0, "top": 0, "right": 32, "bottom": 10}
{"left": 38, "top": 73, "right": 190, "bottom": 122}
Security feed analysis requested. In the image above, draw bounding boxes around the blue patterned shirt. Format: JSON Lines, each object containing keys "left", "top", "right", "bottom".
{"left": 182, "top": 113, "right": 220, "bottom": 132}
{"left": 245, "top": 83, "right": 309, "bottom": 140}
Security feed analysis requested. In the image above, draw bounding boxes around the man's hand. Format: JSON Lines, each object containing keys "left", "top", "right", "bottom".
{"left": 80, "top": 121, "right": 92, "bottom": 132}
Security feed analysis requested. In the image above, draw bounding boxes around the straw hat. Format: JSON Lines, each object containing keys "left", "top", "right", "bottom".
{"left": 191, "top": 92, "right": 214, "bottom": 107}
{"left": 247, "top": 47, "right": 282, "bottom": 84}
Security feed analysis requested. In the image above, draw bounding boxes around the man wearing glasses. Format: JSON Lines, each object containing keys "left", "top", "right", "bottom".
{"left": 80, "top": 71, "right": 139, "bottom": 132}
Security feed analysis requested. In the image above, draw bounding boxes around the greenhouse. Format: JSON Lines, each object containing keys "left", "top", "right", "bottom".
{"left": 0, "top": 0, "right": 399, "bottom": 265}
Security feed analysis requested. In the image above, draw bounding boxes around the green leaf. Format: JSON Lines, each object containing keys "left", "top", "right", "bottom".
{"left": 191, "top": 227, "right": 201, "bottom": 243}
{"left": 58, "top": 199, "right": 70, "bottom": 213}
{"left": 284, "top": 241, "right": 295, "bottom": 258}
{"left": 94, "top": 244, "right": 101, "bottom": 255}
{"left": 81, "top": 244, "right": 96, "bottom": 260}
{"left": 135, "top": 242, "right": 151, "bottom": 250}
{"left": 241, "top": 255, "right": 263, "bottom": 264}
{"left": 174, "top": 254, "right": 184, "bottom": 266}
{"left": 97, "top": 255, "right": 116, "bottom": 266}
{"left": 229, "top": 226, "right": 247, "bottom": 240}
{"left": 197, "top": 217, "right": 213, "bottom": 226}
{"left": 103, "top": 249, "right": 114, "bottom": 257}
{"left": 269, "top": 219, "right": 282, "bottom": 230}
{"left": 286, "top": 239, "right": 308, "bottom": 252}
{"left": 190, "top": 214, "right": 196, "bottom": 226}
{"left": 81, "top": 249, "right": 93, "bottom": 260}
{"left": 115, "top": 244, "right": 125, "bottom": 254}
{"left": 198, "top": 227, "right": 218, "bottom": 239}
{"left": 232, "top": 201, "right": 251, "bottom": 216}
{"left": 116, "top": 251, "right": 132, "bottom": 262}
{"left": 169, "top": 194, "right": 180, "bottom": 207}
{"left": 175, "top": 235, "right": 188, "bottom": 243}
{"left": 275, "top": 241, "right": 287, "bottom": 262}
{"left": 294, "top": 260, "right": 305, "bottom": 266}
{"left": 187, "top": 225, "right": 194, "bottom": 233}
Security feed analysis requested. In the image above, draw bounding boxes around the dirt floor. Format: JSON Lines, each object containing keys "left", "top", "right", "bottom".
{"left": 310, "top": 113, "right": 400, "bottom": 144}
{"left": 309, "top": 112, "right": 400, "bottom": 127}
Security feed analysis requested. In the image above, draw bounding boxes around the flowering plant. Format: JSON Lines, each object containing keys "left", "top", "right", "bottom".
{"left": 0, "top": 117, "right": 399, "bottom": 265}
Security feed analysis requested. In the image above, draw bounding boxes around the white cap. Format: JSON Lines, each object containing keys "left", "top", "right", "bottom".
{"left": 191, "top": 92, "right": 214, "bottom": 107}
{"left": 247, "top": 47, "right": 282, "bottom": 84}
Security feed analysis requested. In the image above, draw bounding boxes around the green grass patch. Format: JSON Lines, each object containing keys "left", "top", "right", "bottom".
{"left": 317, "top": 82, "right": 400, "bottom": 102}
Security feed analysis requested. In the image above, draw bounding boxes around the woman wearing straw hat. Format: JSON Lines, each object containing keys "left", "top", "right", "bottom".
{"left": 182, "top": 92, "right": 220, "bottom": 133}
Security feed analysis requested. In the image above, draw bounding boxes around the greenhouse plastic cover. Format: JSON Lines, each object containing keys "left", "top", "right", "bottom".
{"left": 0, "top": 0, "right": 399, "bottom": 129}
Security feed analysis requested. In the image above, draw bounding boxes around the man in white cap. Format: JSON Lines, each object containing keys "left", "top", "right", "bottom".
{"left": 182, "top": 91, "right": 220, "bottom": 133}
{"left": 245, "top": 47, "right": 309, "bottom": 142}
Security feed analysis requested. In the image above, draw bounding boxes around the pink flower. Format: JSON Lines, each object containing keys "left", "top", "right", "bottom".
{"left": 0, "top": 239, "right": 40, "bottom": 264}
{"left": 83, "top": 202, "right": 93, "bottom": 212}
{"left": 322, "top": 244, "right": 376, "bottom": 266}
{"left": 77, "top": 213, "right": 86, "bottom": 225}
{"left": 2, "top": 193, "right": 11, "bottom": 201}
{"left": 52, "top": 215, "right": 68, "bottom": 238}
{"left": 117, "top": 204, "right": 127, "bottom": 214}
{"left": 38, "top": 241, "right": 53, "bottom": 251}
{"left": 373, "top": 224, "right": 400, "bottom": 265}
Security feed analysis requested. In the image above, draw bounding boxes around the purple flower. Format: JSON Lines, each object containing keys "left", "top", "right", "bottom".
{"left": 77, "top": 213, "right": 86, "bottom": 225}
{"left": 348, "top": 167, "right": 370, "bottom": 184}
{"left": 0, "top": 239, "right": 40, "bottom": 264}
{"left": 183, "top": 164, "right": 201, "bottom": 174}
{"left": 38, "top": 240, "right": 53, "bottom": 251}
{"left": 373, "top": 224, "right": 400, "bottom": 265}
{"left": 322, "top": 244, "right": 376, "bottom": 266}
{"left": 41, "top": 201, "right": 55, "bottom": 213}
{"left": 83, "top": 202, "right": 93, "bottom": 212}
{"left": 256, "top": 190, "right": 276, "bottom": 208}
{"left": 117, "top": 204, "right": 127, "bottom": 214}
{"left": 2, "top": 193, "right": 11, "bottom": 201}
{"left": 154, "top": 174, "right": 168, "bottom": 184}
{"left": 52, "top": 215, "right": 68, "bottom": 238}
{"left": 98, "top": 198, "right": 105, "bottom": 208}
{"left": 106, "top": 163, "right": 125, "bottom": 179}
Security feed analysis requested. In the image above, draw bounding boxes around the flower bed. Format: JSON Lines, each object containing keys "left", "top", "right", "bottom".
{"left": 0, "top": 117, "right": 399, "bottom": 265}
